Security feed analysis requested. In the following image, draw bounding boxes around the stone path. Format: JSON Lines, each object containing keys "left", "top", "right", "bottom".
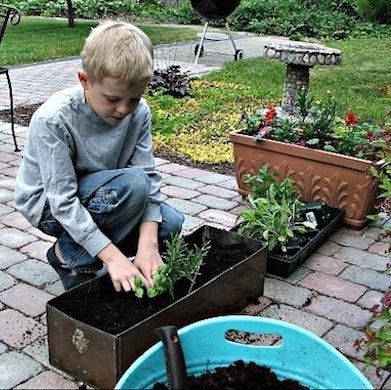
{"left": 0, "top": 31, "right": 390, "bottom": 389}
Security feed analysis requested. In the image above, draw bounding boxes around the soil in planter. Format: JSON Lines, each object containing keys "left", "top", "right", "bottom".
{"left": 55, "top": 241, "right": 255, "bottom": 334}
{"left": 153, "top": 359, "right": 309, "bottom": 390}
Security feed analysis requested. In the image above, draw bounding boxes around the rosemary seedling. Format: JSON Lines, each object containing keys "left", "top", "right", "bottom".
{"left": 134, "top": 233, "right": 210, "bottom": 299}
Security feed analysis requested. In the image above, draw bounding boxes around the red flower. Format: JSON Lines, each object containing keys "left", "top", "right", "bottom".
{"left": 263, "top": 107, "right": 277, "bottom": 123}
{"left": 365, "top": 131, "right": 375, "bottom": 141}
{"left": 345, "top": 111, "right": 358, "bottom": 126}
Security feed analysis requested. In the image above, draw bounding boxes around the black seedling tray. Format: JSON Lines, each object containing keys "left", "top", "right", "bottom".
{"left": 267, "top": 206, "right": 344, "bottom": 277}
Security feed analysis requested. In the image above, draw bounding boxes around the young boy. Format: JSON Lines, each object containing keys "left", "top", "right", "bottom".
{"left": 14, "top": 21, "right": 184, "bottom": 292}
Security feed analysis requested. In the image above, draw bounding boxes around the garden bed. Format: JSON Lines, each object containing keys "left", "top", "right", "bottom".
{"left": 46, "top": 225, "right": 267, "bottom": 389}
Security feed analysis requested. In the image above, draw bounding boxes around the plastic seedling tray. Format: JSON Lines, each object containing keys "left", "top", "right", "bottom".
{"left": 267, "top": 206, "right": 344, "bottom": 277}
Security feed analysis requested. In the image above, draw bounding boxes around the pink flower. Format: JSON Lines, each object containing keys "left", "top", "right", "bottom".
{"left": 257, "top": 126, "right": 272, "bottom": 137}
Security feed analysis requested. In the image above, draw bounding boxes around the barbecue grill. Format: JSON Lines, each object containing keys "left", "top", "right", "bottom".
{"left": 190, "top": 0, "right": 243, "bottom": 64}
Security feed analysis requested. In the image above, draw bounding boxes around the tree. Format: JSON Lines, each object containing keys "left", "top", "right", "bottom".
{"left": 66, "top": 0, "right": 75, "bottom": 27}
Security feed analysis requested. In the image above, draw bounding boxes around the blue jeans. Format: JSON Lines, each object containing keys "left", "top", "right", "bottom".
{"left": 38, "top": 168, "right": 184, "bottom": 269}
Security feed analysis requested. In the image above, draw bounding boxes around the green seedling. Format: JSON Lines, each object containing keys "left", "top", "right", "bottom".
{"left": 133, "top": 233, "right": 211, "bottom": 299}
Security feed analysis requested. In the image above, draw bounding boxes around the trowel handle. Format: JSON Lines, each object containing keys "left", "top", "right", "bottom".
{"left": 155, "top": 325, "right": 188, "bottom": 390}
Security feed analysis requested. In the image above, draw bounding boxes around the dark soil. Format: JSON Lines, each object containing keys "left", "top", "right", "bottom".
{"left": 0, "top": 104, "right": 235, "bottom": 175}
{"left": 54, "top": 238, "right": 254, "bottom": 334}
{"left": 153, "top": 359, "right": 309, "bottom": 390}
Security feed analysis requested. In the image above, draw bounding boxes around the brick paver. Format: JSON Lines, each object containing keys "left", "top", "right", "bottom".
{"left": 299, "top": 271, "right": 367, "bottom": 302}
{"left": 0, "top": 309, "right": 46, "bottom": 348}
{"left": 341, "top": 264, "right": 390, "bottom": 291}
{"left": 307, "top": 296, "right": 373, "bottom": 328}
{"left": 304, "top": 253, "right": 347, "bottom": 275}
{"left": 0, "top": 284, "right": 54, "bottom": 316}
{"left": 0, "top": 351, "right": 43, "bottom": 389}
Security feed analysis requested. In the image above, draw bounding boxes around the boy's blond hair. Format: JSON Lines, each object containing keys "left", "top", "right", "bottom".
{"left": 81, "top": 20, "right": 153, "bottom": 86}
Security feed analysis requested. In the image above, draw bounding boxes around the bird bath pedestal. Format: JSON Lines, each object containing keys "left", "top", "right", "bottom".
{"left": 264, "top": 40, "right": 342, "bottom": 112}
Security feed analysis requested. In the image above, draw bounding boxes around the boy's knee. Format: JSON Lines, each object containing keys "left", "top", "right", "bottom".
{"left": 125, "top": 168, "right": 150, "bottom": 202}
{"left": 159, "top": 203, "right": 185, "bottom": 240}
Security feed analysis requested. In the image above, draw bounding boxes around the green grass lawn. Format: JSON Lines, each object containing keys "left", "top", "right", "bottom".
{"left": 207, "top": 37, "right": 391, "bottom": 122}
{"left": 2, "top": 17, "right": 200, "bottom": 66}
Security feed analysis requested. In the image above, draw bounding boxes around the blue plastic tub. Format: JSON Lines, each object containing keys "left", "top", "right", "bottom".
{"left": 116, "top": 315, "right": 372, "bottom": 390}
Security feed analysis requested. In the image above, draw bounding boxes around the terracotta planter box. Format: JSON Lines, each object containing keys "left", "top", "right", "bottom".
{"left": 230, "top": 131, "right": 379, "bottom": 228}
{"left": 46, "top": 225, "right": 267, "bottom": 389}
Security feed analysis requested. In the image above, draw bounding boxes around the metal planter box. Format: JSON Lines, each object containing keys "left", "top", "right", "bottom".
{"left": 46, "top": 226, "right": 267, "bottom": 389}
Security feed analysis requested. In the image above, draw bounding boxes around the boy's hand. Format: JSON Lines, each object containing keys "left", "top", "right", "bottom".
{"left": 134, "top": 220, "right": 162, "bottom": 287}
{"left": 98, "top": 243, "right": 148, "bottom": 292}
{"left": 133, "top": 246, "right": 163, "bottom": 288}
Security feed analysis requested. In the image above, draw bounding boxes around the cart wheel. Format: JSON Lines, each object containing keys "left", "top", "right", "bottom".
{"left": 234, "top": 49, "right": 244, "bottom": 61}
{"left": 195, "top": 44, "right": 204, "bottom": 57}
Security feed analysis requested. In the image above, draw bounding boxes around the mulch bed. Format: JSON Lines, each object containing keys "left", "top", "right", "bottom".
{"left": 0, "top": 104, "right": 235, "bottom": 175}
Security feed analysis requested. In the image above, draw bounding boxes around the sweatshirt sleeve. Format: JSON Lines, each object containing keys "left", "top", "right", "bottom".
{"left": 127, "top": 102, "right": 163, "bottom": 223}
{"left": 31, "top": 116, "right": 111, "bottom": 257}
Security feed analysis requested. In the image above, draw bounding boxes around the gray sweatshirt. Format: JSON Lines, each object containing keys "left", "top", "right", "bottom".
{"left": 14, "top": 85, "right": 163, "bottom": 257}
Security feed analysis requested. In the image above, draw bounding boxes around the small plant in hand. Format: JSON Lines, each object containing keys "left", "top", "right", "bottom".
{"left": 237, "top": 167, "right": 316, "bottom": 252}
{"left": 240, "top": 91, "right": 389, "bottom": 162}
{"left": 134, "top": 233, "right": 211, "bottom": 299}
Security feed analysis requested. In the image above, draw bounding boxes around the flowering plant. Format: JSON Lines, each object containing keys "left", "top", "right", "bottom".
{"left": 354, "top": 284, "right": 391, "bottom": 373}
{"left": 240, "top": 91, "right": 389, "bottom": 162}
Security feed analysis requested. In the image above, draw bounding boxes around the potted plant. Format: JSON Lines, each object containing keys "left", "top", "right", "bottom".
{"left": 237, "top": 166, "right": 316, "bottom": 253}
{"left": 235, "top": 166, "right": 344, "bottom": 276}
{"left": 46, "top": 225, "right": 268, "bottom": 389}
{"left": 229, "top": 91, "right": 389, "bottom": 228}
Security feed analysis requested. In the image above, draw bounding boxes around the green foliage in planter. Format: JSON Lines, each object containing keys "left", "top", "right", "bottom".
{"left": 240, "top": 90, "right": 389, "bottom": 162}
{"left": 134, "top": 233, "right": 211, "bottom": 299}
{"left": 237, "top": 167, "right": 316, "bottom": 252}
{"left": 367, "top": 131, "right": 391, "bottom": 251}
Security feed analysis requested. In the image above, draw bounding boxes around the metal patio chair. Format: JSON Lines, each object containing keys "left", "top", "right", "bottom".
{"left": 0, "top": 3, "right": 21, "bottom": 151}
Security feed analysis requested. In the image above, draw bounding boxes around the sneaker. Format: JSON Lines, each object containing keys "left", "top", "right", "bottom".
{"left": 47, "top": 245, "right": 102, "bottom": 291}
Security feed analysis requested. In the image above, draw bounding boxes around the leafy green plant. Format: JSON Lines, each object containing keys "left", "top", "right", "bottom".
{"left": 354, "top": 285, "right": 391, "bottom": 372}
{"left": 134, "top": 233, "right": 211, "bottom": 299}
{"left": 243, "top": 165, "right": 296, "bottom": 202}
{"left": 238, "top": 168, "right": 316, "bottom": 252}
{"left": 238, "top": 192, "right": 315, "bottom": 252}
{"left": 355, "top": 0, "right": 391, "bottom": 24}
{"left": 367, "top": 130, "right": 391, "bottom": 251}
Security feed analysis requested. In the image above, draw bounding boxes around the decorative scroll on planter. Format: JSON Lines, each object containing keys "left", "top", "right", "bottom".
{"left": 230, "top": 131, "right": 379, "bottom": 228}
